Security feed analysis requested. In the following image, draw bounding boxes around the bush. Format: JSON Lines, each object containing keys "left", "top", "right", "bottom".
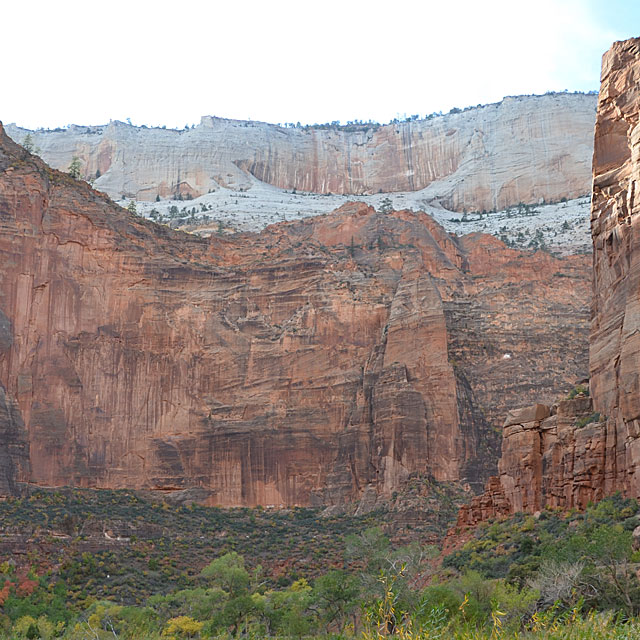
{"left": 568, "top": 384, "right": 589, "bottom": 399}
{"left": 575, "top": 412, "right": 601, "bottom": 428}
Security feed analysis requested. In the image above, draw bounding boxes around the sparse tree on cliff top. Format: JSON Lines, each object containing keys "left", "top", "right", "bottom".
{"left": 379, "top": 197, "right": 393, "bottom": 214}
{"left": 67, "top": 156, "right": 82, "bottom": 179}
{"left": 127, "top": 200, "right": 137, "bottom": 214}
{"left": 21, "top": 134, "right": 34, "bottom": 153}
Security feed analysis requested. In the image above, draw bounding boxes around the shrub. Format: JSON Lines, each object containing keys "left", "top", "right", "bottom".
{"left": 568, "top": 384, "right": 589, "bottom": 399}
{"left": 575, "top": 412, "right": 601, "bottom": 428}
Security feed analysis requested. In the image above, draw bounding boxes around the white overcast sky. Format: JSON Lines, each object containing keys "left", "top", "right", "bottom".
{"left": 2, "top": 0, "right": 638, "bottom": 129}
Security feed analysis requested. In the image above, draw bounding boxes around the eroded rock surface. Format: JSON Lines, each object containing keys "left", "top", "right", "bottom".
{"left": 591, "top": 37, "right": 640, "bottom": 498}
{"left": 454, "top": 37, "right": 640, "bottom": 529}
{"left": 0, "top": 124, "right": 589, "bottom": 505}
{"left": 456, "top": 397, "right": 606, "bottom": 527}
{"left": 6, "top": 93, "right": 596, "bottom": 213}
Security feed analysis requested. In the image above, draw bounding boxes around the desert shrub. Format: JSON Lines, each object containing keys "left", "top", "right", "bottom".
{"left": 576, "top": 412, "right": 601, "bottom": 428}
{"left": 568, "top": 384, "right": 589, "bottom": 399}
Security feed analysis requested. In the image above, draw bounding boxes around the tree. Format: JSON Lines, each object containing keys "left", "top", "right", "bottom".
{"left": 255, "top": 579, "right": 314, "bottom": 638}
{"left": 163, "top": 615, "right": 203, "bottom": 638}
{"left": 379, "top": 197, "right": 393, "bottom": 214}
{"left": 68, "top": 156, "right": 82, "bottom": 179}
{"left": 348, "top": 236, "right": 357, "bottom": 258}
{"left": 212, "top": 594, "right": 256, "bottom": 637}
{"left": 313, "top": 570, "right": 359, "bottom": 633}
{"left": 527, "top": 560, "right": 584, "bottom": 607}
{"left": 127, "top": 200, "right": 137, "bottom": 214}
{"left": 21, "top": 134, "right": 34, "bottom": 153}
{"left": 586, "top": 524, "right": 636, "bottom": 613}
{"left": 551, "top": 521, "right": 640, "bottom": 613}
{"left": 201, "top": 552, "right": 250, "bottom": 597}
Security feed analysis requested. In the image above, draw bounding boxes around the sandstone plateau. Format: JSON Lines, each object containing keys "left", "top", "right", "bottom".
{"left": 454, "top": 37, "right": 640, "bottom": 527}
{"left": 6, "top": 93, "right": 596, "bottom": 214}
{"left": 0, "top": 122, "right": 591, "bottom": 506}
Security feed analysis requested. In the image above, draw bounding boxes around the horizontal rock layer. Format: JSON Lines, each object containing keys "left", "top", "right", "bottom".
{"left": 6, "top": 93, "right": 596, "bottom": 213}
{"left": 0, "top": 124, "right": 589, "bottom": 505}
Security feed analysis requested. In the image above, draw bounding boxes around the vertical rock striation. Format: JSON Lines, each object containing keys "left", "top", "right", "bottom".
{"left": 591, "top": 36, "right": 640, "bottom": 497}
{"left": 0, "top": 123, "right": 590, "bottom": 505}
{"left": 454, "top": 37, "right": 640, "bottom": 528}
{"left": 455, "top": 397, "right": 606, "bottom": 527}
{"left": 5, "top": 93, "right": 596, "bottom": 213}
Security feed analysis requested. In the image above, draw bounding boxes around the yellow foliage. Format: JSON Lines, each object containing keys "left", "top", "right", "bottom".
{"left": 163, "top": 615, "right": 204, "bottom": 639}
{"left": 290, "top": 578, "right": 311, "bottom": 593}
{"left": 14, "top": 616, "right": 37, "bottom": 637}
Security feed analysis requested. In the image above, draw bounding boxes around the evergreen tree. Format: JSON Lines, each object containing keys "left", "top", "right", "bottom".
{"left": 68, "top": 156, "right": 82, "bottom": 179}
{"left": 379, "top": 197, "right": 393, "bottom": 214}
{"left": 21, "top": 133, "right": 34, "bottom": 153}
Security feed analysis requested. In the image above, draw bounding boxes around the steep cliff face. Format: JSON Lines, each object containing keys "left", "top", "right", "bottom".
{"left": 0, "top": 124, "right": 589, "bottom": 505}
{"left": 453, "top": 37, "right": 640, "bottom": 528}
{"left": 591, "top": 37, "right": 640, "bottom": 498}
{"left": 6, "top": 93, "right": 596, "bottom": 213}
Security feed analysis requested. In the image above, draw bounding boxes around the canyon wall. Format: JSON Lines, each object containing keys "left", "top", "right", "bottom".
{"left": 5, "top": 93, "right": 596, "bottom": 213}
{"left": 590, "top": 36, "right": 640, "bottom": 498}
{"left": 0, "top": 124, "right": 589, "bottom": 505}
{"left": 456, "top": 397, "right": 607, "bottom": 527}
{"left": 455, "top": 37, "right": 640, "bottom": 526}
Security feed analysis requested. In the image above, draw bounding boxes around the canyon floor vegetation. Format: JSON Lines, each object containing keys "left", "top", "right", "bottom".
{"left": 1, "top": 491, "right": 640, "bottom": 638}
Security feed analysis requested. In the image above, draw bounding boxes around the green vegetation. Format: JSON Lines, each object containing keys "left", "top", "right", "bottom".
{"left": 568, "top": 384, "right": 590, "bottom": 399}
{"left": 21, "top": 134, "right": 34, "bottom": 153}
{"left": 67, "top": 157, "right": 82, "bottom": 180}
{"left": 576, "top": 412, "right": 602, "bottom": 428}
{"left": 444, "top": 494, "right": 640, "bottom": 611}
{"left": 1, "top": 492, "right": 640, "bottom": 638}
{"left": 378, "top": 198, "right": 393, "bottom": 214}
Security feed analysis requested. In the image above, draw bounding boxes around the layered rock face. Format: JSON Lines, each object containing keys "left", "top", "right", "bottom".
{"left": 6, "top": 93, "right": 596, "bottom": 213}
{"left": 0, "top": 123, "right": 589, "bottom": 505}
{"left": 591, "top": 37, "right": 640, "bottom": 498}
{"left": 454, "top": 37, "right": 640, "bottom": 527}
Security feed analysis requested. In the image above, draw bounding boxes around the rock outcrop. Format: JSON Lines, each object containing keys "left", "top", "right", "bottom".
{"left": 0, "top": 123, "right": 589, "bottom": 506}
{"left": 6, "top": 93, "right": 596, "bottom": 213}
{"left": 456, "top": 397, "right": 606, "bottom": 527}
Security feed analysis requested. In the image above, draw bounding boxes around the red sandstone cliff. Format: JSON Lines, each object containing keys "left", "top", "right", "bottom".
{"left": 591, "top": 36, "right": 640, "bottom": 498}
{"left": 455, "top": 397, "right": 607, "bottom": 528}
{"left": 0, "top": 123, "right": 589, "bottom": 506}
{"left": 453, "top": 37, "right": 640, "bottom": 528}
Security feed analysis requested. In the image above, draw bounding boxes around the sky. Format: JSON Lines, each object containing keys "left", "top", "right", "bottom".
{"left": 2, "top": 0, "right": 639, "bottom": 130}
